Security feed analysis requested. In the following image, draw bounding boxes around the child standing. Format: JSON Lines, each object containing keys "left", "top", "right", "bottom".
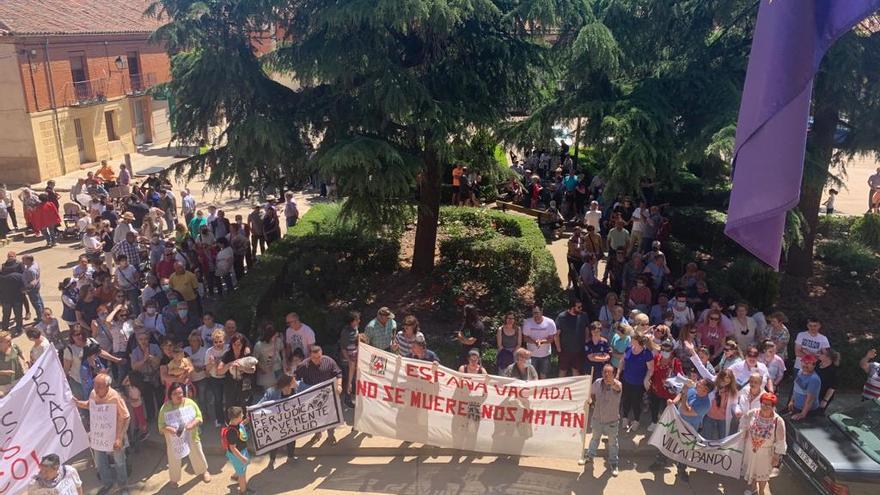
{"left": 823, "top": 188, "right": 838, "bottom": 215}
{"left": 223, "top": 406, "right": 253, "bottom": 494}
{"left": 123, "top": 375, "right": 149, "bottom": 442}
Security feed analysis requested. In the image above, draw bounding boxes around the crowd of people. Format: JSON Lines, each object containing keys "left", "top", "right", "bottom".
{"left": 3, "top": 154, "right": 880, "bottom": 495}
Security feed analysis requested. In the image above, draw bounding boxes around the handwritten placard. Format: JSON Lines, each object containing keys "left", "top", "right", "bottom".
{"left": 88, "top": 403, "right": 117, "bottom": 452}
{"left": 164, "top": 405, "right": 196, "bottom": 459}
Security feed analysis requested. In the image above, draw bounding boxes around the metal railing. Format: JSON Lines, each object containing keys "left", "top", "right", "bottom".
{"left": 126, "top": 72, "right": 156, "bottom": 95}
{"left": 64, "top": 78, "right": 108, "bottom": 106}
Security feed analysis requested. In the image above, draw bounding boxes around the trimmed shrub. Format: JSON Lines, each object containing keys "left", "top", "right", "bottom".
{"left": 437, "top": 207, "right": 563, "bottom": 315}
{"left": 816, "top": 240, "right": 880, "bottom": 274}
{"left": 852, "top": 214, "right": 880, "bottom": 251}
{"left": 724, "top": 257, "right": 781, "bottom": 311}
{"left": 816, "top": 215, "right": 857, "bottom": 240}
{"left": 669, "top": 207, "right": 730, "bottom": 255}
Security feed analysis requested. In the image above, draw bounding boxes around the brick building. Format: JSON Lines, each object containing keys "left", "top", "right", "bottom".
{"left": 0, "top": 0, "right": 172, "bottom": 184}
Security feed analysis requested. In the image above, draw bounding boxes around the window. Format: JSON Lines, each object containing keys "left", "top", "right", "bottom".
{"left": 69, "top": 54, "right": 87, "bottom": 83}
{"left": 104, "top": 111, "right": 119, "bottom": 141}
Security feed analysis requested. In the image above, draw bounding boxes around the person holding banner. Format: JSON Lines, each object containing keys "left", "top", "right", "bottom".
{"left": 580, "top": 364, "right": 622, "bottom": 475}
{"left": 258, "top": 374, "right": 299, "bottom": 468}
{"left": 27, "top": 453, "right": 83, "bottom": 495}
{"left": 502, "top": 348, "right": 538, "bottom": 381}
{"left": 740, "top": 393, "right": 786, "bottom": 495}
{"left": 651, "top": 378, "right": 713, "bottom": 480}
{"left": 73, "top": 373, "right": 130, "bottom": 495}
{"left": 158, "top": 382, "right": 211, "bottom": 487}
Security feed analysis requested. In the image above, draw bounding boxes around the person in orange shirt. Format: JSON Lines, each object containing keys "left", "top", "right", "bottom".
{"left": 451, "top": 164, "right": 464, "bottom": 205}
{"left": 96, "top": 160, "right": 117, "bottom": 186}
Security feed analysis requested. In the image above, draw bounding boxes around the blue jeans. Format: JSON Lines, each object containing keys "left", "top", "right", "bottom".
{"left": 531, "top": 356, "right": 551, "bottom": 378}
{"left": 41, "top": 227, "right": 56, "bottom": 245}
{"left": 94, "top": 448, "right": 127, "bottom": 488}
{"left": 26, "top": 288, "right": 44, "bottom": 318}
{"left": 587, "top": 420, "right": 620, "bottom": 464}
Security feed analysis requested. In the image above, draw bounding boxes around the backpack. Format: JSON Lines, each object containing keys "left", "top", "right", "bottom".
{"left": 220, "top": 425, "right": 232, "bottom": 451}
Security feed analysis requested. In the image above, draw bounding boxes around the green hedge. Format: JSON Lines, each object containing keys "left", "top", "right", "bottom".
{"left": 816, "top": 239, "right": 880, "bottom": 274}
{"left": 853, "top": 214, "right": 880, "bottom": 252}
{"left": 816, "top": 215, "right": 857, "bottom": 240}
{"left": 436, "top": 207, "right": 564, "bottom": 315}
{"left": 669, "top": 207, "right": 732, "bottom": 255}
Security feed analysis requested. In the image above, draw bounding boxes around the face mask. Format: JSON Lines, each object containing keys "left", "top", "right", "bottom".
{"left": 146, "top": 308, "right": 157, "bottom": 315}
{"left": 676, "top": 301, "right": 686, "bottom": 308}
{"left": 178, "top": 310, "right": 188, "bottom": 318}
{"left": 661, "top": 351, "right": 672, "bottom": 359}
{"left": 162, "top": 285, "right": 171, "bottom": 292}
{"left": 664, "top": 320, "right": 673, "bottom": 326}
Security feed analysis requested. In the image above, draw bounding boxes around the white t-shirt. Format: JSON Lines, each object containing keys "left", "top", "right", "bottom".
{"left": 522, "top": 317, "right": 557, "bottom": 358}
{"left": 30, "top": 338, "right": 53, "bottom": 365}
{"left": 205, "top": 346, "right": 228, "bottom": 379}
{"left": 631, "top": 207, "right": 644, "bottom": 233}
{"left": 285, "top": 324, "right": 316, "bottom": 356}
{"left": 184, "top": 345, "right": 208, "bottom": 382}
{"left": 793, "top": 331, "right": 830, "bottom": 370}
{"left": 109, "top": 320, "right": 134, "bottom": 353}
{"left": 27, "top": 464, "right": 82, "bottom": 495}
{"left": 584, "top": 210, "right": 602, "bottom": 231}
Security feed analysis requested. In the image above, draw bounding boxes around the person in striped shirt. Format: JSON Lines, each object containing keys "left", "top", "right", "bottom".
{"left": 860, "top": 349, "right": 880, "bottom": 400}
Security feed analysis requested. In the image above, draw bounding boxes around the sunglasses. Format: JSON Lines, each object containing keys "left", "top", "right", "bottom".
{"left": 724, "top": 347, "right": 736, "bottom": 352}
{"left": 747, "top": 352, "right": 759, "bottom": 357}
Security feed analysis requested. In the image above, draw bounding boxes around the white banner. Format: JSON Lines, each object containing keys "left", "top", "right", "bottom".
{"left": 354, "top": 343, "right": 590, "bottom": 460}
{"left": 164, "top": 406, "right": 196, "bottom": 459}
{"left": 0, "top": 350, "right": 88, "bottom": 494}
{"left": 247, "top": 379, "right": 344, "bottom": 455}
{"left": 648, "top": 405, "right": 745, "bottom": 478}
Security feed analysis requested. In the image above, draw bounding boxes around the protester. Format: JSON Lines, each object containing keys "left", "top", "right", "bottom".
{"left": 223, "top": 406, "right": 254, "bottom": 495}
{"left": 555, "top": 298, "right": 585, "bottom": 377}
{"left": 616, "top": 334, "right": 654, "bottom": 433}
{"left": 740, "top": 393, "right": 786, "bottom": 495}
{"left": 731, "top": 303, "right": 758, "bottom": 351}
{"left": 253, "top": 323, "right": 284, "bottom": 396}
{"left": 21, "top": 255, "right": 43, "bottom": 321}
{"left": 580, "top": 364, "right": 621, "bottom": 475}
{"left": 522, "top": 304, "right": 557, "bottom": 379}
{"left": 456, "top": 304, "right": 484, "bottom": 365}
{"left": 158, "top": 382, "right": 211, "bottom": 487}
{"left": 259, "top": 374, "right": 300, "bottom": 468}
{"left": 0, "top": 330, "right": 25, "bottom": 397}
{"left": 861, "top": 348, "right": 880, "bottom": 400}
{"left": 702, "top": 369, "right": 740, "bottom": 440}
{"left": 27, "top": 453, "right": 83, "bottom": 495}
{"left": 295, "top": 345, "right": 342, "bottom": 443}
{"left": 338, "top": 311, "right": 361, "bottom": 408}
{"left": 503, "top": 348, "right": 538, "bottom": 381}
{"left": 759, "top": 340, "right": 787, "bottom": 388}
{"left": 646, "top": 341, "right": 682, "bottom": 432}
{"left": 204, "top": 329, "right": 228, "bottom": 427}
{"left": 816, "top": 348, "right": 840, "bottom": 413}
{"left": 657, "top": 378, "right": 713, "bottom": 481}
{"left": 609, "top": 321, "right": 631, "bottom": 369}
{"left": 407, "top": 335, "right": 440, "bottom": 363}
{"left": 129, "top": 332, "right": 163, "bottom": 423}
{"left": 737, "top": 372, "right": 766, "bottom": 417}
{"left": 0, "top": 262, "right": 25, "bottom": 336}
{"left": 73, "top": 374, "right": 130, "bottom": 495}
{"left": 495, "top": 312, "right": 521, "bottom": 371}
{"left": 458, "top": 349, "right": 487, "bottom": 374}
{"left": 284, "top": 313, "right": 316, "bottom": 372}
{"left": 584, "top": 321, "right": 611, "bottom": 378}
{"left": 761, "top": 312, "right": 791, "bottom": 361}
{"left": 218, "top": 334, "right": 255, "bottom": 411}
{"left": 364, "top": 307, "right": 397, "bottom": 351}
{"left": 793, "top": 317, "right": 830, "bottom": 372}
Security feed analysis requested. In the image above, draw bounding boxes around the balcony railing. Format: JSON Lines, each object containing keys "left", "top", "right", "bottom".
{"left": 126, "top": 72, "right": 157, "bottom": 95}
{"left": 64, "top": 78, "right": 108, "bottom": 106}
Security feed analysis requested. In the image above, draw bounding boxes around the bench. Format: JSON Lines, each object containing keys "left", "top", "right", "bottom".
{"left": 495, "top": 201, "right": 564, "bottom": 239}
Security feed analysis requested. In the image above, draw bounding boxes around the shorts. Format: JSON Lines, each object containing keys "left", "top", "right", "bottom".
{"left": 557, "top": 351, "right": 584, "bottom": 373}
{"left": 530, "top": 355, "right": 551, "bottom": 377}
{"left": 226, "top": 449, "right": 249, "bottom": 476}
{"left": 452, "top": 185, "right": 460, "bottom": 194}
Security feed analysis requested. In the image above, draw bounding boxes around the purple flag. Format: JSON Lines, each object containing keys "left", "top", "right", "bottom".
{"left": 726, "top": 0, "right": 880, "bottom": 269}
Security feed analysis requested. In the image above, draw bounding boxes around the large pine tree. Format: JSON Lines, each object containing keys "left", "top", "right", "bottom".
{"left": 148, "top": 0, "right": 592, "bottom": 274}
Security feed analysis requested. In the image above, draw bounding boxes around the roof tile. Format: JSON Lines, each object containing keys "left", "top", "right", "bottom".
{"left": 0, "top": 0, "right": 163, "bottom": 36}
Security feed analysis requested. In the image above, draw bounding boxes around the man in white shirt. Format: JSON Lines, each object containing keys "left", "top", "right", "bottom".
{"left": 630, "top": 200, "right": 646, "bottom": 253}
{"left": 522, "top": 304, "right": 557, "bottom": 379}
{"left": 794, "top": 317, "right": 830, "bottom": 371}
{"left": 284, "top": 312, "right": 315, "bottom": 372}
{"left": 584, "top": 201, "right": 602, "bottom": 232}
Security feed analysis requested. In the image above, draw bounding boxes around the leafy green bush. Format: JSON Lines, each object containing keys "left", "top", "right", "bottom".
{"left": 816, "top": 240, "right": 880, "bottom": 274}
{"left": 436, "top": 207, "right": 563, "bottom": 315}
{"left": 724, "top": 257, "right": 781, "bottom": 311}
{"left": 669, "top": 207, "right": 731, "bottom": 255}
{"left": 852, "top": 214, "right": 880, "bottom": 251}
{"left": 816, "top": 215, "right": 856, "bottom": 240}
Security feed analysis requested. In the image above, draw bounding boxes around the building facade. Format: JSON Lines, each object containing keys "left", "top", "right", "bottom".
{"left": 0, "top": 1, "right": 172, "bottom": 184}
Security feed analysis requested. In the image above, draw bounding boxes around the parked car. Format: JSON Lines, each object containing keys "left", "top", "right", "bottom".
{"left": 784, "top": 398, "right": 880, "bottom": 495}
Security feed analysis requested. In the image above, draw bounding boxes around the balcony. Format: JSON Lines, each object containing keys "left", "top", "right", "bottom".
{"left": 126, "top": 72, "right": 157, "bottom": 96}
{"left": 64, "top": 78, "right": 108, "bottom": 107}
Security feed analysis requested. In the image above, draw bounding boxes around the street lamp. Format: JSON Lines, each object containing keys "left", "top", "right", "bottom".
{"left": 114, "top": 56, "right": 125, "bottom": 70}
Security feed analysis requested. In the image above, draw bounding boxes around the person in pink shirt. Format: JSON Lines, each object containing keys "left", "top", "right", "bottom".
{"left": 697, "top": 309, "right": 726, "bottom": 363}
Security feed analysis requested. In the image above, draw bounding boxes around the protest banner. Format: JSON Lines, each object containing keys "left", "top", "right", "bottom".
{"left": 0, "top": 350, "right": 88, "bottom": 494}
{"left": 88, "top": 403, "right": 117, "bottom": 452}
{"left": 648, "top": 405, "right": 745, "bottom": 478}
{"left": 247, "top": 379, "right": 344, "bottom": 455}
{"left": 354, "top": 343, "right": 591, "bottom": 460}
{"left": 163, "top": 406, "right": 197, "bottom": 459}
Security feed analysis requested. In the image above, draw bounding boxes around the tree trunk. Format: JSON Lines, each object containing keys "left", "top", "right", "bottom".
{"left": 412, "top": 148, "right": 441, "bottom": 275}
{"left": 786, "top": 74, "right": 838, "bottom": 277}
